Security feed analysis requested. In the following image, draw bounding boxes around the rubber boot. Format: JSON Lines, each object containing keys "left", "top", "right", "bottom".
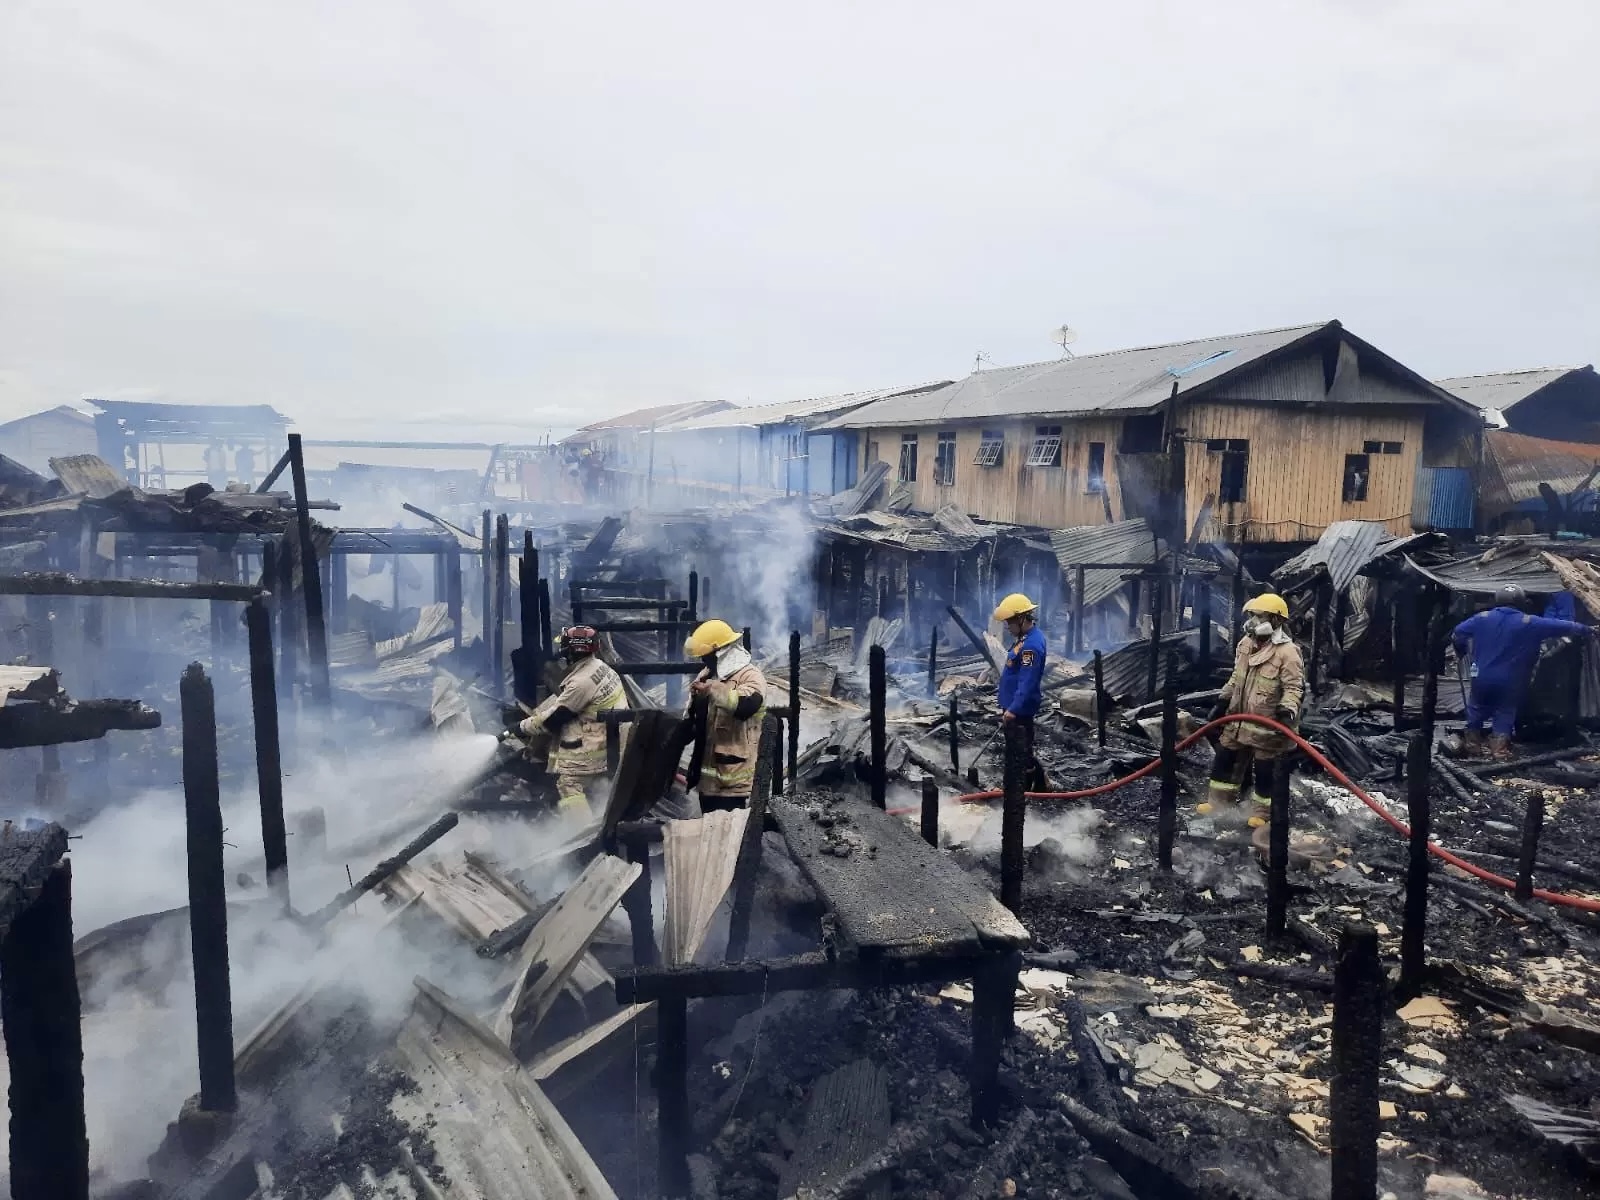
{"left": 1195, "top": 782, "right": 1236, "bottom": 817}
{"left": 1489, "top": 733, "right": 1514, "bottom": 762}
{"left": 1457, "top": 729, "right": 1485, "bottom": 760}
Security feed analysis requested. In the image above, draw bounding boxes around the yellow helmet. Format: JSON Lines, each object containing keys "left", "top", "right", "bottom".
{"left": 1242, "top": 593, "right": 1290, "bottom": 619}
{"left": 685, "top": 618, "right": 740, "bottom": 658}
{"left": 993, "top": 593, "right": 1038, "bottom": 622}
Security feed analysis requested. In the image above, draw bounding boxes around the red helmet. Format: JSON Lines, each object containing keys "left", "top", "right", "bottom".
{"left": 560, "top": 625, "right": 598, "bottom": 658}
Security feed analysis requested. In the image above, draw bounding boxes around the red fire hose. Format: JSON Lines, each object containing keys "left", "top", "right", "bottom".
{"left": 890, "top": 713, "right": 1600, "bottom": 914}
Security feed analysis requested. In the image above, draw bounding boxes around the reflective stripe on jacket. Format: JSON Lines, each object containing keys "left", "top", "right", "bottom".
{"left": 691, "top": 662, "right": 766, "bottom": 796}
{"left": 527, "top": 657, "right": 627, "bottom": 777}
{"left": 1218, "top": 633, "right": 1304, "bottom": 757}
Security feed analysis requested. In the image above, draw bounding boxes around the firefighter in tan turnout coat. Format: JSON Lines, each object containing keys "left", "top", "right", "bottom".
{"left": 518, "top": 625, "right": 626, "bottom": 820}
{"left": 1200, "top": 593, "right": 1305, "bottom": 827}
{"left": 683, "top": 618, "right": 767, "bottom": 812}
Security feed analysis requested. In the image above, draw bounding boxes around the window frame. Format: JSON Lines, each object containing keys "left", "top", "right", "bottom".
{"left": 1085, "top": 442, "right": 1107, "bottom": 494}
{"left": 973, "top": 430, "right": 1005, "bottom": 468}
{"left": 1205, "top": 438, "right": 1250, "bottom": 504}
{"left": 1342, "top": 453, "right": 1371, "bottom": 503}
{"left": 898, "top": 433, "right": 919, "bottom": 483}
{"left": 1025, "top": 424, "right": 1064, "bottom": 468}
{"left": 933, "top": 431, "right": 957, "bottom": 486}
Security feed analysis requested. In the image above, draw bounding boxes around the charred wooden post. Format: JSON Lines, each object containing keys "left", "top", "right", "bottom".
{"left": 245, "top": 601, "right": 288, "bottom": 911}
{"left": 869, "top": 644, "right": 887, "bottom": 810}
{"left": 927, "top": 626, "right": 938, "bottom": 697}
{"left": 0, "top": 839, "right": 88, "bottom": 1200}
{"left": 688, "top": 568, "right": 699, "bottom": 622}
{"left": 921, "top": 777, "right": 939, "bottom": 848}
{"left": 1308, "top": 582, "right": 1324, "bottom": 694}
{"left": 742, "top": 624, "right": 752, "bottom": 652}
{"left": 605, "top": 720, "right": 621, "bottom": 775}
{"left": 1146, "top": 575, "right": 1164, "bottom": 700}
{"left": 657, "top": 994, "right": 691, "bottom": 1197}
{"left": 1391, "top": 592, "right": 1409, "bottom": 732}
{"left": 537, "top": 577, "right": 554, "bottom": 659}
{"left": 1071, "top": 563, "right": 1086, "bottom": 654}
{"left": 726, "top": 715, "right": 780, "bottom": 962}
{"left": 1000, "top": 720, "right": 1027, "bottom": 914}
{"left": 1127, "top": 578, "right": 1141, "bottom": 634}
{"left": 1197, "top": 576, "right": 1213, "bottom": 669}
{"left": 946, "top": 604, "right": 999, "bottom": 671}
{"left": 620, "top": 840, "right": 657, "bottom": 967}
{"left": 447, "top": 545, "right": 463, "bottom": 652}
{"left": 1267, "top": 759, "right": 1292, "bottom": 939}
{"left": 328, "top": 551, "right": 347, "bottom": 634}
{"left": 948, "top": 692, "right": 961, "bottom": 772}
{"left": 518, "top": 532, "right": 539, "bottom": 698}
{"left": 1093, "top": 649, "right": 1107, "bottom": 748}
{"left": 1231, "top": 569, "right": 1244, "bottom": 647}
{"left": 286, "top": 435, "right": 330, "bottom": 708}
{"left": 480, "top": 510, "right": 493, "bottom": 674}
{"left": 970, "top": 949, "right": 1021, "bottom": 1128}
{"left": 491, "top": 514, "right": 509, "bottom": 700}
{"left": 1400, "top": 730, "right": 1431, "bottom": 996}
{"left": 771, "top": 718, "right": 785, "bottom": 797}
{"left": 788, "top": 629, "right": 801, "bottom": 787}
{"left": 1157, "top": 662, "right": 1178, "bottom": 871}
{"left": 1516, "top": 792, "right": 1545, "bottom": 903}
{"left": 180, "top": 663, "right": 236, "bottom": 1113}
{"left": 1330, "top": 923, "right": 1382, "bottom": 1200}
{"left": 1420, "top": 596, "right": 1444, "bottom": 745}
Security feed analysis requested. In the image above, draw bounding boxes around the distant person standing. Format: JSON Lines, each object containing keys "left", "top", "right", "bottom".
{"left": 235, "top": 444, "right": 256, "bottom": 487}
{"left": 203, "top": 441, "right": 227, "bottom": 488}
{"left": 994, "top": 593, "right": 1047, "bottom": 790}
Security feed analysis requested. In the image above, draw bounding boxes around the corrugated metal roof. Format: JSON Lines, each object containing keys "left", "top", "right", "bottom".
{"left": 821, "top": 324, "right": 1332, "bottom": 428}
{"left": 568, "top": 399, "right": 734, "bottom": 436}
{"left": 1436, "top": 367, "right": 1589, "bottom": 413}
{"left": 1050, "top": 519, "right": 1158, "bottom": 608}
{"left": 1481, "top": 429, "right": 1600, "bottom": 509}
{"left": 1273, "top": 521, "right": 1393, "bottom": 593}
{"left": 1404, "top": 545, "right": 1564, "bottom": 595}
{"left": 50, "top": 454, "right": 131, "bottom": 499}
{"left": 661, "top": 383, "right": 949, "bottom": 432}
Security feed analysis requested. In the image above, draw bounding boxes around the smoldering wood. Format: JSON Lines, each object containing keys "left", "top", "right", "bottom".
{"left": 308, "top": 812, "right": 461, "bottom": 926}
{"left": 0, "top": 854, "right": 89, "bottom": 1200}
{"left": 601, "top": 708, "right": 689, "bottom": 836}
{"left": 0, "top": 571, "right": 262, "bottom": 601}
{"left": 1055, "top": 1093, "right": 1243, "bottom": 1200}
{"left": 180, "top": 663, "right": 236, "bottom": 1113}
{"left": 245, "top": 600, "right": 288, "bottom": 911}
{"left": 948, "top": 691, "right": 960, "bottom": 772}
{"left": 1093, "top": 649, "right": 1108, "bottom": 747}
{"left": 492, "top": 512, "right": 509, "bottom": 700}
{"left": 1266, "top": 761, "right": 1291, "bottom": 939}
{"left": 619, "top": 841, "right": 658, "bottom": 967}
{"left": 1226, "top": 959, "right": 1334, "bottom": 993}
{"left": 945, "top": 604, "right": 999, "bottom": 671}
{"left": 726, "top": 714, "right": 780, "bottom": 962}
{"left": 869, "top": 644, "right": 887, "bottom": 809}
{"left": 1157, "top": 664, "right": 1178, "bottom": 872}
{"left": 657, "top": 993, "right": 691, "bottom": 1197}
{"left": 0, "top": 698, "right": 161, "bottom": 749}
{"left": 789, "top": 628, "right": 802, "bottom": 787}
{"left": 286, "top": 434, "right": 331, "bottom": 707}
{"left": 254, "top": 447, "right": 291, "bottom": 493}
{"left": 1330, "top": 924, "right": 1382, "bottom": 1200}
{"left": 971, "top": 949, "right": 1020, "bottom": 1126}
{"left": 920, "top": 777, "right": 939, "bottom": 848}
{"left": 777, "top": 1059, "right": 891, "bottom": 1200}
{"left": 1000, "top": 720, "right": 1027, "bottom": 914}
{"left": 1516, "top": 792, "right": 1546, "bottom": 903}
{"left": 1400, "top": 731, "right": 1431, "bottom": 996}
{"left": 1468, "top": 744, "right": 1598, "bottom": 778}
{"left": 781, "top": 1123, "right": 935, "bottom": 1200}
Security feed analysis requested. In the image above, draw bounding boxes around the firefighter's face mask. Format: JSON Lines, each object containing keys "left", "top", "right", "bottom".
{"left": 1250, "top": 618, "right": 1276, "bottom": 640}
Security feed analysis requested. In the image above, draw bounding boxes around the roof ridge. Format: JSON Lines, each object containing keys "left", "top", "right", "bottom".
{"left": 973, "top": 321, "right": 1331, "bottom": 375}
{"left": 1437, "top": 366, "right": 1587, "bottom": 382}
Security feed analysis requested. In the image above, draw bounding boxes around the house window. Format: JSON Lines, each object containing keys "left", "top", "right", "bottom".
{"left": 1206, "top": 438, "right": 1250, "bottom": 503}
{"left": 865, "top": 439, "right": 879, "bottom": 469}
{"left": 1119, "top": 413, "right": 1165, "bottom": 454}
{"left": 934, "top": 432, "right": 957, "bottom": 486}
{"left": 1362, "top": 440, "right": 1403, "bottom": 455}
{"left": 1086, "top": 442, "right": 1106, "bottom": 494}
{"left": 974, "top": 430, "right": 1005, "bottom": 467}
{"left": 898, "top": 434, "right": 918, "bottom": 483}
{"left": 1026, "top": 425, "right": 1063, "bottom": 467}
{"left": 1342, "top": 453, "right": 1370, "bottom": 502}
{"left": 783, "top": 432, "right": 806, "bottom": 460}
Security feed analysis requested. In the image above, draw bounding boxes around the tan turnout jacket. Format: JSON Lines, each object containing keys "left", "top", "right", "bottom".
{"left": 522, "top": 657, "right": 627, "bottom": 777}
{"left": 691, "top": 662, "right": 767, "bottom": 797}
{"left": 1218, "top": 631, "right": 1305, "bottom": 757}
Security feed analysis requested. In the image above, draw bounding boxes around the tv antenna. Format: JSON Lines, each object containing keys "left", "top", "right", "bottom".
{"left": 1054, "top": 325, "right": 1079, "bottom": 359}
{"left": 974, "top": 351, "right": 993, "bottom": 371}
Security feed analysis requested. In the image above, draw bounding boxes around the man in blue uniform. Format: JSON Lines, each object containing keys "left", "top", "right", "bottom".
{"left": 994, "top": 592, "right": 1048, "bottom": 789}
{"left": 1452, "top": 584, "right": 1593, "bottom": 760}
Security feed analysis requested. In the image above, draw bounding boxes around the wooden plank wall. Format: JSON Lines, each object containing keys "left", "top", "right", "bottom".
{"left": 862, "top": 417, "right": 1125, "bottom": 530}
{"left": 1186, "top": 402, "right": 1426, "bottom": 543}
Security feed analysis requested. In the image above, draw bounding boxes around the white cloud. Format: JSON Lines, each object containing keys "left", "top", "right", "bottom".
{"left": 1, "top": 0, "right": 1595, "bottom": 431}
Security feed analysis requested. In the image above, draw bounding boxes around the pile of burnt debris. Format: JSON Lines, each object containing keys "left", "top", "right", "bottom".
{"left": 3, "top": 472, "right": 1600, "bottom": 1200}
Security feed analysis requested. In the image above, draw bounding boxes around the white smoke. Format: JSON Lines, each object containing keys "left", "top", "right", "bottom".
{"left": 728, "top": 503, "right": 817, "bottom": 653}
{"left": 971, "top": 801, "right": 1103, "bottom": 872}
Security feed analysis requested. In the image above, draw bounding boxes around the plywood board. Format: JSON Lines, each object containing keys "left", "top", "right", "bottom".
{"left": 662, "top": 809, "right": 749, "bottom": 965}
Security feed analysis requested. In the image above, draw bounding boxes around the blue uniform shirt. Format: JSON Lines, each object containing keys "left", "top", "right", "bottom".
{"left": 1451, "top": 606, "right": 1589, "bottom": 686}
{"left": 998, "top": 626, "right": 1047, "bottom": 719}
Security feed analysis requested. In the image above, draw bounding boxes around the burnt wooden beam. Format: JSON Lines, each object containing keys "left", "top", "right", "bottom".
{"left": 0, "top": 699, "right": 160, "bottom": 749}
{"left": 1000, "top": 720, "right": 1027, "bottom": 914}
{"left": 869, "top": 644, "right": 887, "bottom": 809}
{"left": 308, "top": 812, "right": 460, "bottom": 926}
{"left": 0, "top": 850, "right": 89, "bottom": 1200}
{"left": 286, "top": 435, "right": 331, "bottom": 707}
{"left": 180, "top": 664, "right": 236, "bottom": 1113}
{"left": 946, "top": 604, "right": 999, "bottom": 671}
{"left": 1330, "top": 924, "right": 1382, "bottom": 1200}
{"left": 616, "top": 947, "right": 1005, "bottom": 1004}
{"left": 726, "top": 714, "right": 779, "bottom": 962}
{"left": 0, "top": 572, "right": 261, "bottom": 601}
{"left": 1266, "top": 760, "right": 1292, "bottom": 939}
{"left": 245, "top": 600, "right": 289, "bottom": 911}
{"left": 1157, "top": 662, "right": 1178, "bottom": 872}
{"left": 254, "top": 447, "right": 291, "bottom": 493}
{"left": 1399, "top": 731, "right": 1431, "bottom": 997}
{"left": 788, "top": 629, "right": 801, "bottom": 787}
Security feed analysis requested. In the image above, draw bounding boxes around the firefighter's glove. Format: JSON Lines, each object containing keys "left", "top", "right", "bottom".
{"left": 1274, "top": 707, "right": 1296, "bottom": 726}
{"left": 1206, "top": 699, "right": 1228, "bottom": 724}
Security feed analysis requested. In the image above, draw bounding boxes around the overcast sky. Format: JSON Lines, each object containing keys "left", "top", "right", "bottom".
{"left": 2, "top": 0, "right": 1595, "bottom": 436}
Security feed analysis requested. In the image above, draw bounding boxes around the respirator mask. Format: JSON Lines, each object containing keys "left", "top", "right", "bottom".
{"left": 1250, "top": 619, "right": 1275, "bottom": 639}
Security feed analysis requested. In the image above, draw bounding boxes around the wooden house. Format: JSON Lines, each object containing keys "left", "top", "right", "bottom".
{"left": 819, "top": 321, "right": 1484, "bottom": 546}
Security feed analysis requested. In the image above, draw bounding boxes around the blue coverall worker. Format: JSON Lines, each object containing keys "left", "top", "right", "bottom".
{"left": 1451, "top": 584, "right": 1593, "bottom": 759}
{"left": 994, "top": 592, "right": 1048, "bottom": 790}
